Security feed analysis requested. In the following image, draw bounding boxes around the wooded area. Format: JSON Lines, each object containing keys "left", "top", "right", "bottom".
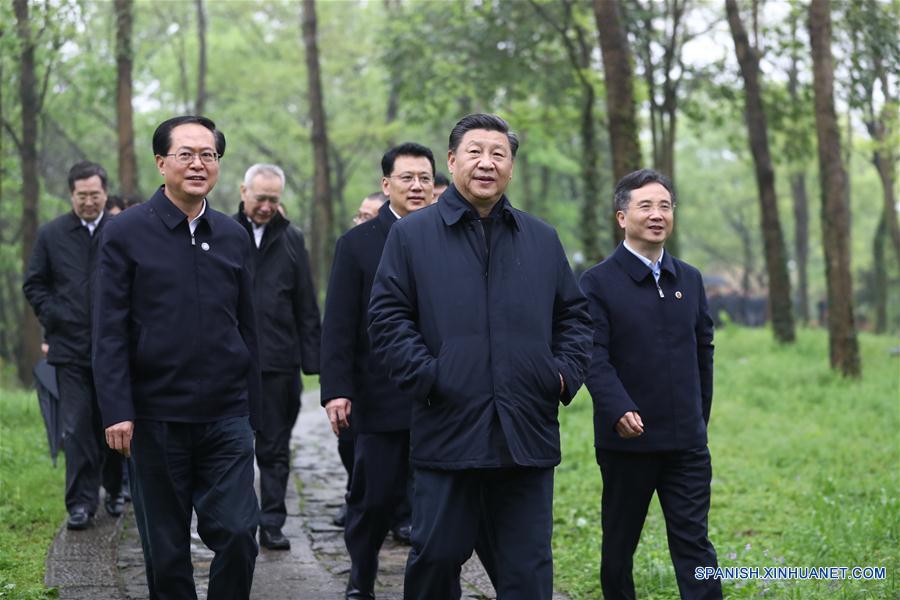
{"left": 1, "top": 0, "right": 897, "bottom": 385}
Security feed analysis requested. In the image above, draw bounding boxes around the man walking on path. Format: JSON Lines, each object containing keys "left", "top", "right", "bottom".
{"left": 23, "top": 160, "right": 125, "bottom": 530}
{"left": 580, "top": 169, "right": 722, "bottom": 600}
{"left": 94, "top": 115, "right": 262, "bottom": 599}
{"left": 368, "top": 114, "right": 593, "bottom": 600}
{"left": 234, "top": 163, "right": 321, "bottom": 551}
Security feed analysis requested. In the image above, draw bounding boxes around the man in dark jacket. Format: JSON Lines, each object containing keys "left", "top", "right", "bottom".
{"left": 94, "top": 116, "right": 261, "bottom": 599}
{"left": 580, "top": 169, "right": 721, "bottom": 600}
{"left": 368, "top": 114, "right": 593, "bottom": 600}
{"left": 233, "top": 162, "right": 321, "bottom": 551}
{"left": 322, "top": 143, "right": 434, "bottom": 599}
{"left": 23, "top": 161, "right": 124, "bottom": 530}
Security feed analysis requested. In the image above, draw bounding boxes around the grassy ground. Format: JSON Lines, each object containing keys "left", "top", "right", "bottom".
{"left": 553, "top": 327, "right": 899, "bottom": 599}
{"left": 0, "top": 387, "right": 65, "bottom": 599}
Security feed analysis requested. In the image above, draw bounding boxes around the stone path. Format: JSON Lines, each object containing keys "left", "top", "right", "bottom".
{"left": 45, "top": 390, "right": 567, "bottom": 599}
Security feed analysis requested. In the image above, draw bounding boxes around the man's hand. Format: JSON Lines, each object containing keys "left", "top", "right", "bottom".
{"left": 106, "top": 421, "right": 134, "bottom": 457}
{"left": 559, "top": 373, "right": 565, "bottom": 396}
{"left": 615, "top": 411, "right": 644, "bottom": 439}
{"left": 324, "top": 397, "right": 352, "bottom": 436}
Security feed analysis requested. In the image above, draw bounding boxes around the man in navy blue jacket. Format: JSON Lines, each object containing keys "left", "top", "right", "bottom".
{"left": 368, "top": 114, "right": 593, "bottom": 600}
{"left": 321, "top": 143, "right": 434, "bottom": 599}
{"left": 93, "top": 116, "right": 262, "bottom": 600}
{"left": 580, "top": 169, "right": 721, "bottom": 600}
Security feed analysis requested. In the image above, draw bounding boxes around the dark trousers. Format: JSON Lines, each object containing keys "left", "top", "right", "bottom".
{"left": 130, "top": 417, "right": 259, "bottom": 600}
{"left": 255, "top": 371, "right": 301, "bottom": 530}
{"left": 598, "top": 447, "right": 722, "bottom": 600}
{"left": 345, "top": 431, "right": 410, "bottom": 591}
{"left": 56, "top": 364, "right": 123, "bottom": 513}
{"left": 404, "top": 467, "right": 554, "bottom": 600}
{"left": 338, "top": 429, "right": 355, "bottom": 495}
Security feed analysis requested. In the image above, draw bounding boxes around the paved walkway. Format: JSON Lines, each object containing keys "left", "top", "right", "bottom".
{"left": 45, "top": 390, "right": 566, "bottom": 599}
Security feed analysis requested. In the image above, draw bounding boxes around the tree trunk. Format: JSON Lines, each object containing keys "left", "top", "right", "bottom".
{"left": 593, "top": 0, "right": 641, "bottom": 249}
{"left": 579, "top": 83, "right": 603, "bottom": 265}
{"left": 302, "top": 0, "right": 335, "bottom": 289}
{"left": 726, "top": 0, "right": 795, "bottom": 343}
{"left": 195, "top": 0, "right": 207, "bottom": 114}
{"left": 870, "top": 124, "right": 900, "bottom": 266}
{"left": 115, "top": 0, "right": 139, "bottom": 197}
{"left": 808, "top": 0, "right": 861, "bottom": 376}
{"left": 790, "top": 172, "right": 810, "bottom": 324}
{"left": 14, "top": 0, "right": 42, "bottom": 386}
{"left": 872, "top": 216, "right": 887, "bottom": 333}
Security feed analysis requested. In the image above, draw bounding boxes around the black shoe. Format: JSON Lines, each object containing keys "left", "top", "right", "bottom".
{"left": 391, "top": 522, "right": 412, "bottom": 544}
{"left": 67, "top": 507, "right": 93, "bottom": 530}
{"left": 105, "top": 493, "right": 126, "bottom": 518}
{"left": 121, "top": 481, "right": 132, "bottom": 503}
{"left": 345, "top": 579, "right": 375, "bottom": 599}
{"left": 259, "top": 527, "right": 291, "bottom": 550}
{"left": 333, "top": 504, "right": 347, "bottom": 527}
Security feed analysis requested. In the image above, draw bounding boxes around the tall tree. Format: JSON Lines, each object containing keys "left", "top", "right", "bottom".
{"left": 11, "top": 0, "right": 42, "bottom": 385}
{"left": 114, "top": 0, "right": 139, "bottom": 197}
{"left": 195, "top": 0, "right": 208, "bottom": 114}
{"left": 302, "top": 0, "right": 335, "bottom": 287}
{"left": 529, "top": 0, "right": 604, "bottom": 262}
{"left": 726, "top": 0, "right": 795, "bottom": 343}
{"left": 808, "top": 0, "right": 861, "bottom": 376}
{"left": 593, "top": 0, "right": 641, "bottom": 247}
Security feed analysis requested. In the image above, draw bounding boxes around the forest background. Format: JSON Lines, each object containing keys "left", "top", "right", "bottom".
{"left": 1, "top": 0, "right": 898, "bottom": 387}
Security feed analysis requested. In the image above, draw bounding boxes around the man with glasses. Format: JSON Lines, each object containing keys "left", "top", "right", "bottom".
{"left": 233, "top": 163, "right": 321, "bottom": 551}
{"left": 580, "top": 169, "right": 721, "bottom": 600}
{"left": 24, "top": 161, "right": 125, "bottom": 530}
{"left": 321, "top": 143, "right": 434, "bottom": 599}
{"left": 94, "top": 116, "right": 262, "bottom": 599}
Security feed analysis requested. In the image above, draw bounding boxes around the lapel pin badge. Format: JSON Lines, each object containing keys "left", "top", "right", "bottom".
{"left": 675, "top": 290, "right": 683, "bottom": 299}
{"left": 201, "top": 242, "right": 210, "bottom": 251}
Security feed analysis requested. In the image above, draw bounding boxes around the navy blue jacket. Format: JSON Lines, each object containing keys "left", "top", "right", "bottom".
{"left": 320, "top": 202, "right": 416, "bottom": 433}
{"left": 580, "top": 243, "right": 714, "bottom": 456}
{"left": 234, "top": 206, "right": 321, "bottom": 375}
{"left": 93, "top": 187, "right": 262, "bottom": 429}
{"left": 368, "top": 185, "right": 593, "bottom": 469}
{"left": 23, "top": 211, "right": 108, "bottom": 367}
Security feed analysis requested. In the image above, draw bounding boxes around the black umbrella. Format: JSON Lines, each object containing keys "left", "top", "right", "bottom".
{"left": 33, "top": 359, "right": 62, "bottom": 467}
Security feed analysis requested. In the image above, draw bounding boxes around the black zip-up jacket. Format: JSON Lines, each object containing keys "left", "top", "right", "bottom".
{"left": 23, "top": 211, "right": 107, "bottom": 367}
{"left": 93, "top": 188, "right": 262, "bottom": 429}
{"left": 234, "top": 206, "right": 321, "bottom": 375}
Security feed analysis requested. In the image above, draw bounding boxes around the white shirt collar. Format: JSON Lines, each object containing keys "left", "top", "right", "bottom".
{"left": 388, "top": 204, "right": 402, "bottom": 220}
{"left": 188, "top": 199, "right": 207, "bottom": 235}
{"left": 80, "top": 211, "right": 104, "bottom": 235}
{"left": 623, "top": 240, "right": 664, "bottom": 273}
{"left": 251, "top": 222, "right": 266, "bottom": 248}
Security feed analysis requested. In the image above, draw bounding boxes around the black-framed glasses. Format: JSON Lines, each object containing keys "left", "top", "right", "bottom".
{"left": 165, "top": 150, "right": 220, "bottom": 165}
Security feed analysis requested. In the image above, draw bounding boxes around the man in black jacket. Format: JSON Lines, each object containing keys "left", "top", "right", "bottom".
{"left": 321, "top": 143, "right": 434, "bottom": 599}
{"left": 94, "top": 116, "right": 261, "bottom": 599}
{"left": 234, "top": 163, "right": 321, "bottom": 551}
{"left": 580, "top": 169, "right": 721, "bottom": 600}
{"left": 368, "top": 115, "right": 593, "bottom": 600}
{"left": 23, "top": 161, "right": 124, "bottom": 530}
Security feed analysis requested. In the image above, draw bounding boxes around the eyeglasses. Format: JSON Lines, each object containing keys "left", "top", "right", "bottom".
{"left": 165, "top": 150, "right": 220, "bottom": 165}
{"left": 633, "top": 200, "right": 674, "bottom": 214}
{"left": 389, "top": 174, "right": 433, "bottom": 186}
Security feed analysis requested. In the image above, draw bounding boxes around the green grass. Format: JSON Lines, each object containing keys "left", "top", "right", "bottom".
{"left": 553, "top": 327, "right": 900, "bottom": 599}
{"left": 0, "top": 388, "right": 65, "bottom": 599}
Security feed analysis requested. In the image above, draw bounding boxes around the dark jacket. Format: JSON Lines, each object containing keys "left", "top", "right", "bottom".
{"left": 93, "top": 187, "right": 262, "bottom": 429}
{"left": 320, "top": 202, "right": 416, "bottom": 433}
{"left": 234, "top": 206, "right": 321, "bottom": 375}
{"left": 579, "top": 243, "right": 714, "bottom": 456}
{"left": 368, "top": 185, "right": 593, "bottom": 469}
{"left": 23, "top": 211, "right": 108, "bottom": 367}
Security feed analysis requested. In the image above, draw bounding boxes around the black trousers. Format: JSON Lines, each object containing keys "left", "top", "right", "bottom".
{"left": 597, "top": 447, "right": 722, "bottom": 600}
{"left": 130, "top": 417, "right": 259, "bottom": 600}
{"left": 404, "top": 467, "right": 554, "bottom": 600}
{"left": 345, "top": 430, "right": 410, "bottom": 591}
{"left": 255, "top": 371, "right": 301, "bottom": 530}
{"left": 338, "top": 427, "right": 355, "bottom": 495}
{"left": 56, "top": 364, "right": 123, "bottom": 513}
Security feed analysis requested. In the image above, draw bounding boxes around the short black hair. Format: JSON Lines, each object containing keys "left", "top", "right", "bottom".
{"left": 365, "top": 191, "right": 388, "bottom": 203}
{"left": 613, "top": 169, "right": 676, "bottom": 213}
{"left": 381, "top": 142, "right": 435, "bottom": 177}
{"left": 123, "top": 193, "right": 144, "bottom": 208}
{"left": 152, "top": 115, "right": 226, "bottom": 158}
{"left": 434, "top": 172, "right": 450, "bottom": 187}
{"left": 448, "top": 113, "right": 519, "bottom": 158}
{"left": 67, "top": 161, "right": 108, "bottom": 192}
{"left": 105, "top": 195, "right": 126, "bottom": 212}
